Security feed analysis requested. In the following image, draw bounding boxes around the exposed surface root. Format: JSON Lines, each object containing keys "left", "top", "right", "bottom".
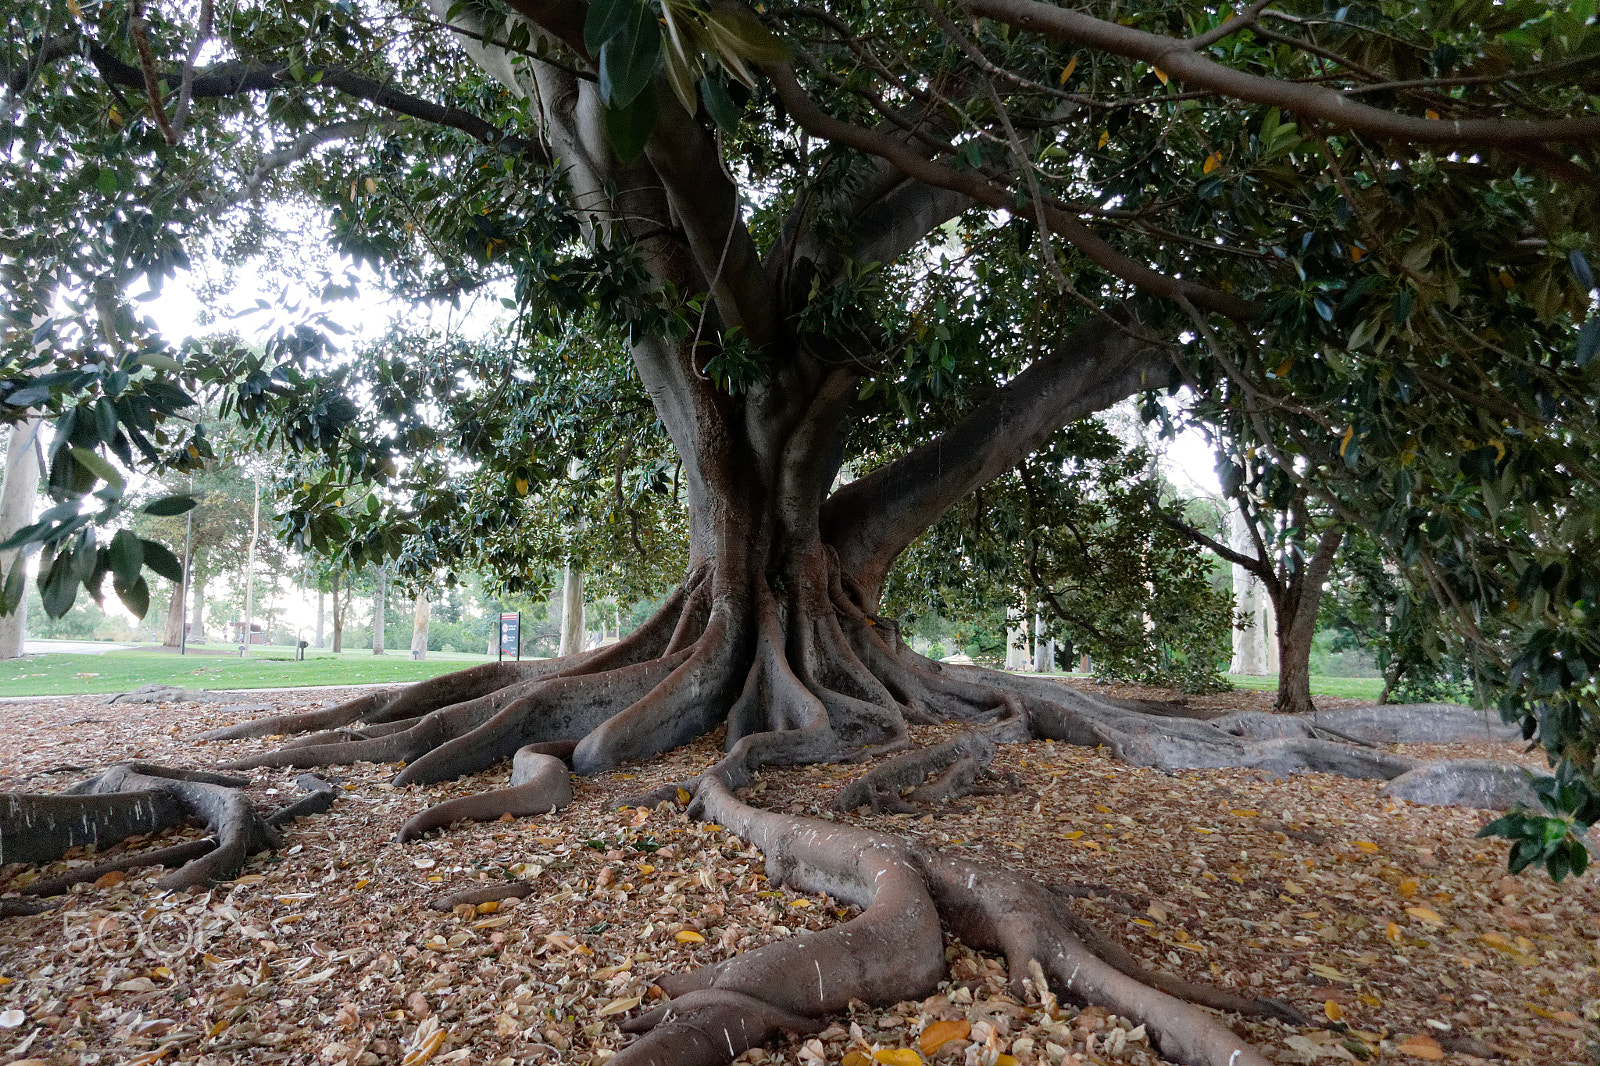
{"left": 112, "top": 684, "right": 273, "bottom": 708}
{"left": 428, "top": 881, "right": 535, "bottom": 912}
{"left": 0, "top": 766, "right": 333, "bottom": 892}
{"left": 613, "top": 776, "right": 1279, "bottom": 1066}
{"left": 396, "top": 742, "right": 575, "bottom": 843}
{"left": 831, "top": 728, "right": 1003, "bottom": 812}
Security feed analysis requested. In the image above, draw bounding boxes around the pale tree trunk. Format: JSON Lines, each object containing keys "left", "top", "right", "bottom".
{"left": 189, "top": 569, "right": 206, "bottom": 643}
{"left": 1004, "top": 604, "right": 1029, "bottom": 670}
{"left": 315, "top": 591, "right": 324, "bottom": 648}
{"left": 411, "top": 592, "right": 429, "bottom": 660}
{"left": 558, "top": 564, "right": 584, "bottom": 657}
{"left": 1229, "top": 502, "right": 1274, "bottom": 674}
{"left": 371, "top": 565, "right": 387, "bottom": 655}
{"left": 161, "top": 580, "right": 184, "bottom": 647}
{"left": 1033, "top": 610, "right": 1054, "bottom": 673}
{"left": 241, "top": 475, "right": 260, "bottom": 656}
{"left": 0, "top": 417, "right": 42, "bottom": 659}
{"left": 330, "top": 573, "right": 343, "bottom": 653}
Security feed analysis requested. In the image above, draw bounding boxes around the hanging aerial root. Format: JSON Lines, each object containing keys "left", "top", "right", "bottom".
{"left": 611, "top": 776, "right": 1285, "bottom": 1066}
{"left": 396, "top": 742, "right": 576, "bottom": 843}
{"left": 1, "top": 767, "right": 334, "bottom": 895}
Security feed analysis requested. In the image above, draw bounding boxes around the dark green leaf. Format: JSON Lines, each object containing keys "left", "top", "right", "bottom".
{"left": 604, "top": 85, "right": 658, "bottom": 164}
{"left": 699, "top": 76, "right": 740, "bottom": 133}
{"left": 584, "top": 0, "right": 637, "bottom": 52}
{"left": 142, "top": 494, "right": 199, "bottom": 516}
{"left": 140, "top": 538, "right": 184, "bottom": 583}
{"left": 108, "top": 529, "right": 143, "bottom": 589}
{"left": 116, "top": 574, "right": 150, "bottom": 619}
{"left": 598, "top": 2, "right": 661, "bottom": 108}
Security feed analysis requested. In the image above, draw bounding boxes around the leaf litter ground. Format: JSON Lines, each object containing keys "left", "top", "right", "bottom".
{"left": 0, "top": 680, "right": 1595, "bottom": 1066}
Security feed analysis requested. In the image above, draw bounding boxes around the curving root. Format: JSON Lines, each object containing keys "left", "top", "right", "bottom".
{"left": 612, "top": 776, "right": 1281, "bottom": 1066}
{"left": 395, "top": 742, "right": 576, "bottom": 843}
{"left": 2, "top": 767, "right": 334, "bottom": 893}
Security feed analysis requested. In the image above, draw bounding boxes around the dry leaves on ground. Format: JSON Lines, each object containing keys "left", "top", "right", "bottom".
{"left": 0, "top": 680, "right": 1595, "bottom": 1066}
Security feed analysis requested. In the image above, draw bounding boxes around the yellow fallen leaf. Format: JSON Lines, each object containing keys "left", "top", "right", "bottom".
{"left": 1385, "top": 921, "right": 1402, "bottom": 942}
{"left": 1076, "top": 839, "right": 1102, "bottom": 850}
{"left": 675, "top": 930, "right": 705, "bottom": 943}
{"left": 873, "top": 1050, "right": 923, "bottom": 1066}
{"left": 676, "top": 787, "right": 692, "bottom": 805}
{"left": 1062, "top": 830, "right": 1083, "bottom": 839}
{"left": 355, "top": 879, "right": 370, "bottom": 890}
{"left": 1325, "top": 1000, "right": 1344, "bottom": 1021}
{"left": 919, "top": 1018, "right": 971, "bottom": 1055}
{"left": 1405, "top": 906, "right": 1444, "bottom": 926}
{"left": 1396, "top": 1033, "right": 1445, "bottom": 1059}
{"left": 1358, "top": 992, "right": 1382, "bottom": 1008}
{"left": 1094, "top": 804, "right": 1112, "bottom": 813}
{"left": 1354, "top": 841, "right": 1379, "bottom": 853}
{"left": 1097, "top": 130, "right": 1110, "bottom": 148}
{"left": 996, "top": 1057, "right": 1018, "bottom": 1066}
{"left": 401, "top": 1027, "right": 447, "bottom": 1066}
{"left": 843, "top": 1053, "right": 873, "bottom": 1066}
{"left": 1425, "top": 109, "right": 1440, "bottom": 120}
{"left": 94, "top": 870, "right": 126, "bottom": 889}
{"left": 1398, "top": 879, "right": 1417, "bottom": 898}
{"left": 1230, "top": 809, "right": 1256, "bottom": 817}
{"left": 597, "top": 996, "right": 641, "bottom": 1017}
{"left": 475, "top": 901, "right": 498, "bottom": 914}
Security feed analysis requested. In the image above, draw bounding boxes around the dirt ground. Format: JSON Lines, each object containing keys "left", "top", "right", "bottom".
{"left": 0, "top": 679, "right": 1595, "bottom": 1066}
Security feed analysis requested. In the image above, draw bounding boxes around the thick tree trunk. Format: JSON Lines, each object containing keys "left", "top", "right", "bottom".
{"left": 558, "top": 564, "right": 583, "bottom": 656}
{"left": 411, "top": 591, "right": 429, "bottom": 659}
{"left": 161, "top": 579, "right": 184, "bottom": 647}
{"left": 0, "top": 416, "right": 41, "bottom": 659}
{"left": 371, "top": 564, "right": 386, "bottom": 654}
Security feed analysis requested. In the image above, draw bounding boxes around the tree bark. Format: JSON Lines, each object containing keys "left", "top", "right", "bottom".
{"left": 0, "top": 417, "right": 41, "bottom": 659}
{"left": 558, "top": 564, "right": 583, "bottom": 657}
{"left": 315, "top": 589, "right": 324, "bottom": 647}
{"left": 1269, "top": 526, "right": 1345, "bottom": 716}
{"left": 161, "top": 579, "right": 184, "bottom": 647}
{"left": 371, "top": 564, "right": 386, "bottom": 655}
{"left": 330, "top": 572, "right": 343, "bottom": 653}
{"left": 189, "top": 567, "right": 206, "bottom": 643}
{"left": 411, "top": 591, "right": 429, "bottom": 659}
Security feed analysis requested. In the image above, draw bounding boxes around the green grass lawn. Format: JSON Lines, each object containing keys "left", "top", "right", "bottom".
{"left": 1226, "top": 673, "right": 1385, "bottom": 700}
{"left": 0, "top": 647, "right": 531, "bottom": 697}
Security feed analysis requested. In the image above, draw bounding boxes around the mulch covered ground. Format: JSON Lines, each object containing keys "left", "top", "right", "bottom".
{"left": 0, "top": 678, "right": 1595, "bottom": 1066}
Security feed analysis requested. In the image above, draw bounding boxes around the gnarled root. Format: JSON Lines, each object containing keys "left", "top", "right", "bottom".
{"left": 396, "top": 742, "right": 576, "bottom": 842}
{"left": 615, "top": 776, "right": 1280, "bottom": 1066}
{"left": 2, "top": 767, "right": 333, "bottom": 894}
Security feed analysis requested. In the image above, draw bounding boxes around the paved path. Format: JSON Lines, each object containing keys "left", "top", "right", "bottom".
{"left": 22, "top": 640, "right": 137, "bottom": 655}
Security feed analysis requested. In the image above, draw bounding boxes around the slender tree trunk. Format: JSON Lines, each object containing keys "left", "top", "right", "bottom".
{"left": 189, "top": 569, "right": 206, "bottom": 643}
{"left": 242, "top": 475, "right": 260, "bottom": 656}
{"left": 558, "top": 564, "right": 584, "bottom": 657}
{"left": 0, "top": 417, "right": 42, "bottom": 659}
{"left": 315, "top": 591, "right": 325, "bottom": 648}
{"left": 372, "top": 565, "right": 386, "bottom": 655}
{"left": 161, "top": 580, "right": 184, "bottom": 647}
{"left": 411, "top": 592, "right": 429, "bottom": 660}
{"left": 1271, "top": 526, "right": 1345, "bottom": 716}
{"left": 331, "top": 573, "right": 343, "bottom": 653}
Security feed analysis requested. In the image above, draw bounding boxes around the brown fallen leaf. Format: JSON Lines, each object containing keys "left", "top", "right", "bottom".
{"left": 919, "top": 1018, "right": 971, "bottom": 1055}
{"left": 1395, "top": 1033, "right": 1445, "bottom": 1060}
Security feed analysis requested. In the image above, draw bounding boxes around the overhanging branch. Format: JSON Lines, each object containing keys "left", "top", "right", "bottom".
{"left": 964, "top": 0, "right": 1600, "bottom": 147}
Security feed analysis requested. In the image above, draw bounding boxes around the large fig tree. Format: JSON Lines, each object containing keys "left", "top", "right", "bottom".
{"left": 4, "top": 0, "right": 1600, "bottom": 1062}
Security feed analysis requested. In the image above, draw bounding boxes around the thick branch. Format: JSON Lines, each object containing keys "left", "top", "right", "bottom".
{"left": 765, "top": 63, "right": 1257, "bottom": 319}
{"left": 964, "top": 0, "right": 1600, "bottom": 146}
{"left": 821, "top": 315, "right": 1168, "bottom": 600}
{"left": 84, "top": 44, "right": 547, "bottom": 162}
